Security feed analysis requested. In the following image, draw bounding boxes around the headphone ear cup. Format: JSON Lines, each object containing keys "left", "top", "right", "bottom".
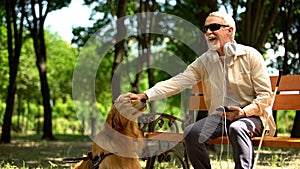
{"left": 224, "top": 42, "right": 236, "bottom": 56}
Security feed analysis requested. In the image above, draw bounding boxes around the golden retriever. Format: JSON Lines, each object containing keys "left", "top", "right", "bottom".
{"left": 74, "top": 94, "right": 147, "bottom": 169}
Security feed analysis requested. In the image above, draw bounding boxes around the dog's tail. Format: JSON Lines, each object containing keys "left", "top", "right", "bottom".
{"left": 73, "top": 159, "right": 92, "bottom": 169}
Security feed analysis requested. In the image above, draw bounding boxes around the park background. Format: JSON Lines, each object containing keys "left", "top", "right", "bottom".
{"left": 0, "top": 0, "right": 299, "bottom": 168}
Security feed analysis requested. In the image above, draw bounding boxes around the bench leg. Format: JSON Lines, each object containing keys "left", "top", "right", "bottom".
{"left": 183, "top": 144, "right": 190, "bottom": 169}
{"left": 145, "top": 156, "right": 156, "bottom": 169}
{"left": 145, "top": 149, "right": 190, "bottom": 169}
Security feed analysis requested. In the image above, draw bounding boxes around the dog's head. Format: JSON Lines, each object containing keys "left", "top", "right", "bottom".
{"left": 106, "top": 93, "right": 147, "bottom": 132}
{"left": 113, "top": 93, "right": 147, "bottom": 121}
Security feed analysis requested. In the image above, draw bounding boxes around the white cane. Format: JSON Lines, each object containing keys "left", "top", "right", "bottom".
{"left": 253, "top": 71, "right": 283, "bottom": 169}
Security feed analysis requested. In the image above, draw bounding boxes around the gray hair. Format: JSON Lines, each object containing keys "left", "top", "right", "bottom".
{"left": 209, "top": 11, "right": 236, "bottom": 39}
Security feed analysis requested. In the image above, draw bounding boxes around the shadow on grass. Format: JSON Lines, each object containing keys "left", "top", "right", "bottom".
{"left": 0, "top": 134, "right": 92, "bottom": 168}
{"left": 1, "top": 134, "right": 300, "bottom": 168}
{"left": 209, "top": 144, "right": 300, "bottom": 169}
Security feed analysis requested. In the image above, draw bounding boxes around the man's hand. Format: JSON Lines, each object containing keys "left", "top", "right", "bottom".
{"left": 128, "top": 93, "right": 148, "bottom": 101}
{"left": 220, "top": 106, "right": 246, "bottom": 121}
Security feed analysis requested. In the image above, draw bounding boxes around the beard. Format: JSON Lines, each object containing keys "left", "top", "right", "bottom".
{"left": 206, "top": 39, "right": 220, "bottom": 51}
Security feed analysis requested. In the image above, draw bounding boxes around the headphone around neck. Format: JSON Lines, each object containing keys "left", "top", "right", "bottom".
{"left": 223, "top": 42, "right": 236, "bottom": 56}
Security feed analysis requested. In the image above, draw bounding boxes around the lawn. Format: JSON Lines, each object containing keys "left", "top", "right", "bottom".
{"left": 0, "top": 134, "right": 92, "bottom": 169}
{"left": 0, "top": 134, "right": 299, "bottom": 169}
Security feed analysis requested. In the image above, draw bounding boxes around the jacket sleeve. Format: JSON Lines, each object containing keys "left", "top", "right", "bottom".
{"left": 144, "top": 57, "right": 205, "bottom": 101}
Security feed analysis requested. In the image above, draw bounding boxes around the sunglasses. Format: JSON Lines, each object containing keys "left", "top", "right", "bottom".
{"left": 203, "top": 23, "right": 229, "bottom": 32}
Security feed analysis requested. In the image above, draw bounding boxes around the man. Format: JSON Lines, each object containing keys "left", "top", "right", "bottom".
{"left": 130, "top": 11, "right": 276, "bottom": 169}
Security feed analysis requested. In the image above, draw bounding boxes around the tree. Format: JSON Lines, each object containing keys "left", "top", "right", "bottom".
{"left": 279, "top": 0, "right": 300, "bottom": 137}
{"left": 219, "top": 0, "right": 283, "bottom": 51}
{"left": 264, "top": 0, "right": 299, "bottom": 137}
{"left": 111, "top": 0, "right": 128, "bottom": 100}
{"left": 24, "top": 0, "right": 71, "bottom": 140}
{"left": 14, "top": 29, "right": 79, "bottom": 134}
{"left": 1, "top": 0, "right": 26, "bottom": 143}
{"left": 289, "top": 0, "right": 300, "bottom": 138}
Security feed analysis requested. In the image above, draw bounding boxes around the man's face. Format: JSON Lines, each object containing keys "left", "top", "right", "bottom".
{"left": 204, "top": 16, "right": 233, "bottom": 55}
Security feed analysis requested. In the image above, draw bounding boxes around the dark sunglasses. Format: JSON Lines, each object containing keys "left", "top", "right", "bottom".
{"left": 203, "top": 23, "right": 229, "bottom": 32}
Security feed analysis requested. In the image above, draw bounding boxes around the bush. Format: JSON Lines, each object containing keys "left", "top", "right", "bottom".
{"left": 276, "top": 110, "right": 295, "bottom": 134}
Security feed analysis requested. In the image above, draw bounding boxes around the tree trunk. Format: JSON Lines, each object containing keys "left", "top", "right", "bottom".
{"left": 136, "top": 0, "right": 157, "bottom": 112}
{"left": 281, "top": 0, "right": 300, "bottom": 138}
{"left": 272, "top": 110, "right": 277, "bottom": 137}
{"left": 34, "top": 31, "right": 54, "bottom": 140}
{"left": 291, "top": 8, "right": 300, "bottom": 137}
{"left": 1, "top": 0, "right": 25, "bottom": 143}
{"left": 111, "top": 0, "right": 128, "bottom": 101}
{"left": 27, "top": 0, "right": 54, "bottom": 140}
{"left": 241, "top": 0, "right": 282, "bottom": 51}
{"left": 38, "top": 57, "right": 54, "bottom": 140}
{"left": 281, "top": 0, "right": 292, "bottom": 75}
{"left": 1, "top": 72, "right": 17, "bottom": 143}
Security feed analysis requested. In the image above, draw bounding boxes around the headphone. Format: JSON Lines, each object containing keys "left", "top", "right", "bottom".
{"left": 223, "top": 42, "right": 236, "bottom": 56}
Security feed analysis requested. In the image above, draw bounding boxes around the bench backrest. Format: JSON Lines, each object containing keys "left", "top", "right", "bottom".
{"left": 189, "top": 75, "right": 300, "bottom": 111}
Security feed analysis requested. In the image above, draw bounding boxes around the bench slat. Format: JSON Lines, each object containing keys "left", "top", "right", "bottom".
{"left": 189, "top": 94, "right": 300, "bottom": 111}
{"left": 146, "top": 132, "right": 184, "bottom": 142}
{"left": 273, "top": 94, "right": 300, "bottom": 110}
{"left": 189, "top": 96, "right": 207, "bottom": 110}
{"left": 270, "top": 75, "right": 300, "bottom": 91}
{"left": 209, "top": 136, "right": 300, "bottom": 148}
{"left": 147, "top": 132, "right": 300, "bottom": 148}
{"left": 191, "top": 81, "right": 204, "bottom": 94}
{"left": 192, "top": 75, "right": 300, "bottom": 94}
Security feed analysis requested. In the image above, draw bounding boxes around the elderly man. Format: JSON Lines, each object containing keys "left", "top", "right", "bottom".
{"left": 130, "top": 11, "right": 275, "bottom": 169}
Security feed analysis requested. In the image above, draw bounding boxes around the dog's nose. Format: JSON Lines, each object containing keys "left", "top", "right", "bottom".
{"left": 141, "top": 98, "right": 147, "bottom": 103}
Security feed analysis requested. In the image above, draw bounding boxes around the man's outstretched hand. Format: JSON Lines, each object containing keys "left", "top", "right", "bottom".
{"left": 128, "top": 93, "right": 148, "bottom": 101}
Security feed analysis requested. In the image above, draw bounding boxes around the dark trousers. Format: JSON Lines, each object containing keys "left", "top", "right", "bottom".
{"left": 184, "top": 114, "right": 263, "bottom": 169}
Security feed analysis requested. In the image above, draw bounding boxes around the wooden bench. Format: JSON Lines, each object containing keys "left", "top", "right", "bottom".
{"left": 141, "top": 75, "right": 300, "bottom": 169}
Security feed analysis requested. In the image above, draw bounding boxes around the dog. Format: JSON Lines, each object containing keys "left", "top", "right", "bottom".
{"left": 73, "top": 93, "right": 147, "bottom": 169}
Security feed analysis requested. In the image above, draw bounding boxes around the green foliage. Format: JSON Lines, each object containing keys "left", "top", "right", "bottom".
{"left": 17, "top": 37, "right": 40, "bottom": 101}
{"left": 53, "top": 117, "right": 81, "bottom": 134}
{"left": 52, "top": 95, "right": 82, "bottom": 134}
{"left": 0, "top": 26, "right": 9, "bottom": 100}
{"left": 47, "top": 0, "right": 72, "bottom": 12}
{"left": 266, "top": 0, "right": 300, "bottom": 75}
{"left": 0, "top": 161, "right": 26, "bottom": 169}
{"left": 276, "top": 110, "right": 296, "bottom": 134}
{"left": 0, "top": 101, "right": 6, "bottom": 126}
{"left": 11, "top": 115, "right": 34, "bottom": 133}
{"left": 0, "top": 26, "right": 84, "bottom": 135}
{"left": 45, "top": 30, "right": 78, "bottom": 100}
{"left": 8, "top": 101, "right": 42, "bottom": 133}
{"left": 72, "top": 100, "right": 110, "bottom": 135}
{"left": 52, "top": 96, "right": 75, "bottom": 119}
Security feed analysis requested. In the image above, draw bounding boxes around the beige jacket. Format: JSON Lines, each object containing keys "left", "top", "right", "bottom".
{"left": 144, "top": 43, "right": 276, "bottom": 136}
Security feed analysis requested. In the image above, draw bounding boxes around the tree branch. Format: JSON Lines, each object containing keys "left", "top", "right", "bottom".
{"left": 244, "top": 0, "right": 252, "bottom": 45}
{"left": 256, "top": 0, "right": 283, "bottom": 50}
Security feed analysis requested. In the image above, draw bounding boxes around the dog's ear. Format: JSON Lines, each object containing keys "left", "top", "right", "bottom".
{"left": 106, "top": 106, "right": 124, "bottom": 131}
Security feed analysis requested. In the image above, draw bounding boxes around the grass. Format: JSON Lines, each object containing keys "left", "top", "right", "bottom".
{"left": 0, "top": 134, "right": 300, "bottom": 168}
{"left": 209, "top": 145, "right": 300, "bottom": 169}
{"left": 0, "top": 134, "right": 92, "bottom": 169}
